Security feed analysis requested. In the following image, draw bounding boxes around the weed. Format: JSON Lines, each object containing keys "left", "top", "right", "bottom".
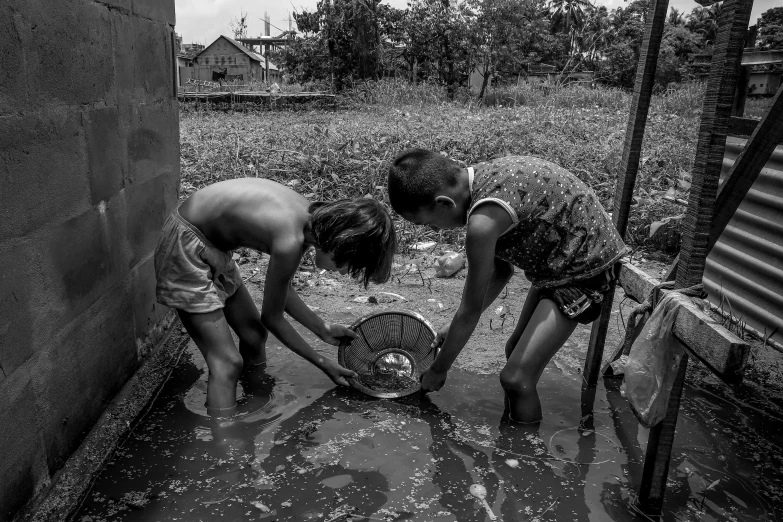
{"left": 180, "top": 80, "right": 702, "bottom": 251}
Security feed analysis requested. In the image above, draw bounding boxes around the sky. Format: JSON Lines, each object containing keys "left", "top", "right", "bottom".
{"left": 174, "top": 0, "right": 777, "bottom": 47}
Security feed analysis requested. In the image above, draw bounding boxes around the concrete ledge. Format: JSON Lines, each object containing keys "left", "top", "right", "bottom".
{"left": 14, "top": 313, "right": 187, "bottom": 522}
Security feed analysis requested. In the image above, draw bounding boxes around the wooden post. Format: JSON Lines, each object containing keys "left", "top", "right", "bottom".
{"left": 583, "top": 0, "right": 670, "bottom": 385}
{"left": 731, "top": 66, "right": 750, "bottom": 116}
{"left": 265, "top": 44, "right": 270, "bottom": 84}
{"left": 676, "top": 0, "right": 754, "bottom": 289}
{"left": 731, "top": 26, "right": 756, "bottom": 117}
{"left": 637, "top": 353, "right": 689, "bottom": 514}
{"left": 638, "top": 1, "right": 754, "bottom": 515}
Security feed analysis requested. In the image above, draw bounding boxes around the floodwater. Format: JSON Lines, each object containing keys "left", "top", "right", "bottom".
{"left": 75, "top": 318, "right": 783, "bottom": 522}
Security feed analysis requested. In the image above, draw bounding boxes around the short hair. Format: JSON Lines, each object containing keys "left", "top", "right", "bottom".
{"left": 387, "top": 149, "right": 462, "bottom": 215}
{"left": 309, "top": 198, "right": 396, "bottom": 287}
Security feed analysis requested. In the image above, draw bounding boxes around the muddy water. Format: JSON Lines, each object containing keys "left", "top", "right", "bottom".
{"left": 76, "top": 319, "right": 782, "bottom": 522}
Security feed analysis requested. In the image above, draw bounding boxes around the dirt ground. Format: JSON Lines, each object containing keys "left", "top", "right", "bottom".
{"left": 240, "top": 246, "right": 624, "bottom": 380}
{"left": 239, "top": 245, "right": 783, "bottom": 406}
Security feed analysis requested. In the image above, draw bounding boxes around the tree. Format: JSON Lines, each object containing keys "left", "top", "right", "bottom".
{"left": 467, "top": 0, "right": 542, "bottom": 98}
{"left": 656, "top": 25, "right": 704, "bottom": 86}
{"left": 667, "top": 7, "right": 685, "bottom": 27}
{"left": 229, "top": 10, "right": 248, "bottom": 40}
{"left": 274, "top": 0, "right": 394, "bottom": 89}
{"left": 756, "top": 6, "right": 783, "bottom": 50}
{"left": 404, "top": 0, "right": 471, "bottom": 97}
{"left": 686, "top": 4, "right": 721, "bottom": 44}
{"left": 547, "top": 0, "right": 594, "bottom": 57}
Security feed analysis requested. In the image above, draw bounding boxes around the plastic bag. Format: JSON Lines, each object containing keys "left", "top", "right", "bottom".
{"left": 435, "top": 251, "right": 464, "bottom": 278}
{"left": 624, "top": 292, "right": 685, "bottom": 428}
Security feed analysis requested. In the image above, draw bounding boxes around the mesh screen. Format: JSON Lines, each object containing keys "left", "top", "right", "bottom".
{"left": 339, "top": 312, "right": 437, "bottom": 397}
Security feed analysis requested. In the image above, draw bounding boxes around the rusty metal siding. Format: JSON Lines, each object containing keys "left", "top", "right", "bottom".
{"left": 704, "top": 137, "right": 783, "bottom": 345}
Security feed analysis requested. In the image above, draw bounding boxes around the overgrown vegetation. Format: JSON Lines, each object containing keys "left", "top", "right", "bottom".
{"left": 180, "top": 81, "right": 703, "bottom": 253}
{"left": 266, "top": 0, "right": 782, "bottom": 96}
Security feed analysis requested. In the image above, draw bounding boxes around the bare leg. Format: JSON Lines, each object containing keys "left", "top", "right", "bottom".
{"left": 500, "top": 299, "right": 577, "bottom": 423}
{"left": 223, "top": 284, "right": 268, "bottom": 367}
{"left": 504, "top": 286, "right": 541, "bottom": 360}
{"left": 178, "top": 309, "right": 243, "bottom": 413}
{"left": 503, "top": 287, "right": 541, "bottom": 413}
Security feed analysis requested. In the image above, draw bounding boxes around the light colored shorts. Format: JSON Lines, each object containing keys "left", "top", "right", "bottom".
{"left": 154, "top": 208, "right": 243, "bottom": 314}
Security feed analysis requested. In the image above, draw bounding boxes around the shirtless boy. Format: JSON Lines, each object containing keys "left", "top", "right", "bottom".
{"left": 155, "top": 179, "right": 396, "bottom": 416}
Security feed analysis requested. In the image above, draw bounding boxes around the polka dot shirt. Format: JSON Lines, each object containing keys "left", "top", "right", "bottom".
{"left": 468, "top": 156, "right": 630, "bottom": 288}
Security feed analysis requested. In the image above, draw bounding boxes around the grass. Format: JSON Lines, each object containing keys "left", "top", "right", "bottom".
{"left": 179, "top": 80, "right": 705, "bottom": 251}
{"left": 744, "top": 95, "right": 775, "bottom": 120}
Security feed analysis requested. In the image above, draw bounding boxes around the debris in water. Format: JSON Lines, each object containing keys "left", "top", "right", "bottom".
{"left": 356, "top": 372, "right": 417, "bottom": 393}
{"left": 469, "top": 484, "right": 497, "bottom": 520}
{"left": 505, "top": 459, "right": 520, "bottom": 468}
{"left": 251, "top": 501, "right": 270, "bottom": 513}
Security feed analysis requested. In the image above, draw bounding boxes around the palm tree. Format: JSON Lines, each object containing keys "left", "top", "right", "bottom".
{"left": 548, "top": 0, "right": 594, "bottom": 57}
{"left": 667, "top": 7, "right": 685, "bottom": 26}
{"left": 581, "top": 7, "right": 615, "bottom": 65}
{"left": 687, "top": 4, "right": 721, "bottom": 43}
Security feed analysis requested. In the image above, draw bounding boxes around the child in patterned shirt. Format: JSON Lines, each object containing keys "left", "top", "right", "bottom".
{"left": 388, "top": 149, "right": 630, "bottom": 423}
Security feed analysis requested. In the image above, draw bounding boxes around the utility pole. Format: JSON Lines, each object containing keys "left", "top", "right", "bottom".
{"left": 264, "top": 11, "right": 270, "bottom": 83}
{"left": 327, "top": 0, "right": 334, "bottom": 92}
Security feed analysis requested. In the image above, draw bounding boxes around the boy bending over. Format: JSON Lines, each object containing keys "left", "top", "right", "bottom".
{"left": 388, "top": 151, "right": 629, "bottom": 423}
{"left": 155, "top": 179, "right": 396, "bottom": 416}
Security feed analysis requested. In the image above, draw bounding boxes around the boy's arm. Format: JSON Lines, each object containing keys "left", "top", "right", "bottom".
{"left": 283, "top": 285, "right": 326, "bottom": 335}
{"left": 261, "top": 237, "right": 356, "bottom": 386}
{"left": 482, "top": 258, "right": 514, "bottom": 311}
{"left": 422, "top": 204, "right": 512, "bottom": 391}
{"left": 432, "top": 258, "right": 513, "bottom": 346}
{"left": 284, "top": 285, "right": 357, "bottom": 346}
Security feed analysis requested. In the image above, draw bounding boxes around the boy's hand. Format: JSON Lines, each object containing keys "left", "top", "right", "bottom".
{"left": 318, "top": 323, "right": 358, "bottom": 346}
{"left": 322, "top": 360, "right": 358, "bottom": 387}
{"left": 431, "top": 323, "right": 450, "bottom": 349}
{"left": 420, "top": 367, "right": 448, "bottom": 392}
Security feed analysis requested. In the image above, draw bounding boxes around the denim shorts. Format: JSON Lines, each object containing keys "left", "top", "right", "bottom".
{"left": 538, "top": 267, "right": 616, "bottom": 324}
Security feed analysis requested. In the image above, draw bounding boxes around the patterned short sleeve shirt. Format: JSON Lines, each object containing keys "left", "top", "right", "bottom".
{"left": 468, "top": 156, "right": 630, "bottom": 288}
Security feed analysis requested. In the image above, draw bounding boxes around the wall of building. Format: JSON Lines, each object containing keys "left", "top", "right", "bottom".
{"left": 0, "top": 0, "right": 179, "bottom": 519}
{"left": 748, "top": 72, "right": 781, "bottom": 95}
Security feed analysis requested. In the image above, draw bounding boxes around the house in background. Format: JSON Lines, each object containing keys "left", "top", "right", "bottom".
{"left": 176, "top": 52, "right": 194, "bottom": 88}
{"left": 188, "top": 35, "right": 280, "bottom": 85}
{"left": 744, "top": 50, "right": 782, "bottom": 96}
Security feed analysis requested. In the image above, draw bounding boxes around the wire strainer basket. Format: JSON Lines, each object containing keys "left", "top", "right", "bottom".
{"left": 338, "top": 311, "right": 438, "bottom": 398}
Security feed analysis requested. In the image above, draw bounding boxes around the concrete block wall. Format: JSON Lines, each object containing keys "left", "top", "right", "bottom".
{"left": 0, "top": 1, "right": 179, "bottom": 519}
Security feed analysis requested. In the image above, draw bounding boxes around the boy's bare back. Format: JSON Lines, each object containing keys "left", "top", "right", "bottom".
{"left": 178, "top": 178, "right": 309, "bottom": 253}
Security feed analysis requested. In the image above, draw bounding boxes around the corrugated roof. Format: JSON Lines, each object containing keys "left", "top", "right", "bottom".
{"left": 704, "top": 138, "right": 783, "bottom": 345}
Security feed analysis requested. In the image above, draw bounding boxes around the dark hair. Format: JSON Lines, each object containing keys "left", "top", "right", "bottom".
{"left": 387, "top": 148, "right": 462, "bottom": 215}
{"left": 309, "top": 198, "right": 396, "bottom": 287}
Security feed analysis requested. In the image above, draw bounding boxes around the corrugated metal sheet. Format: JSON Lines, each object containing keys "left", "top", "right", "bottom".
{"left": 703, "top": 137, "right": 783, "bottom": 345}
